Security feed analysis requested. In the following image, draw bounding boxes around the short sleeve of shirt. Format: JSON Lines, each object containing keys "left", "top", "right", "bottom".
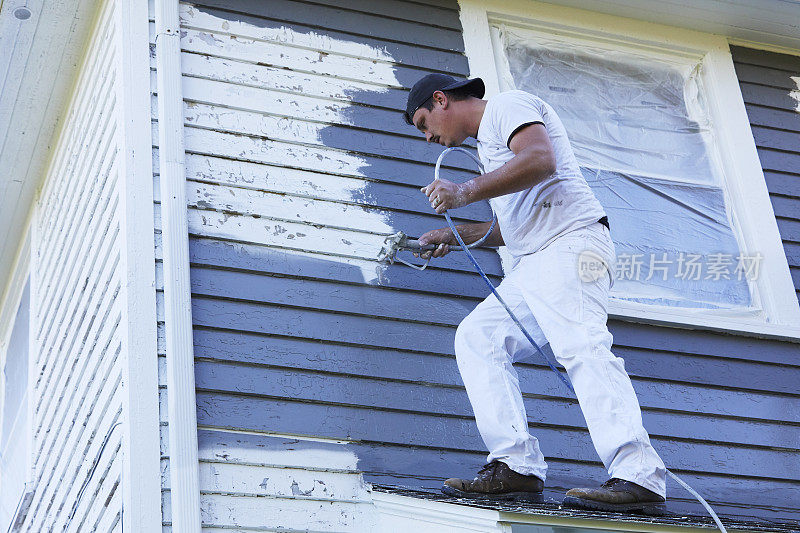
{"left": 491, "top": 91, "right": 546, "bottom": 148}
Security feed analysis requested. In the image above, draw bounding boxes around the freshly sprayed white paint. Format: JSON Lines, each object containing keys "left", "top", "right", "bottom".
{"left": 190, "top": 429, "right": 378, "bottom": 531}
{"left": 176, "top": 2, "right": 397, "bottom": 64}
{"left": 459, "top": 0, "right": 800, "bottom": 342}
{"left": 790, "top": 76, "right": 800, "bottom": 113}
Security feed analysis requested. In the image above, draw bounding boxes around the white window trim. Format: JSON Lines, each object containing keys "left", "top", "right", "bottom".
{"left": 459, "top": 0, "right": 800, "bottom": 343}
{"left": 0, "top": 223, "right": 33, "bottom": 531}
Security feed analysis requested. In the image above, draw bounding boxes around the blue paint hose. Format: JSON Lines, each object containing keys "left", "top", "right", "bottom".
{"left": 431, "top": 147, "right": 727, "bottom": 532}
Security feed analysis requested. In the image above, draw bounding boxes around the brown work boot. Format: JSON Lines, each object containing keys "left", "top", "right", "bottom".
{"left": 441, "top": 460, "right": 544, "bottom": 503}
{"left": 563, "top": 478, "right": 666, "bottom": 515}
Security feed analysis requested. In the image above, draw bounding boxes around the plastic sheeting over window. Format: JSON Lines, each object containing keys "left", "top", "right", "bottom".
{"left": 496, "top": 25, "right": 755, "bottom": 311}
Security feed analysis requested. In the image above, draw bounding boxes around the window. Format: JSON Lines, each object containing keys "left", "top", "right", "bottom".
{"left": 460, "top": 0, "right": 800, "bottom": 338}
{"left": 0, "top": 277, "right": 31, "bottom": 532}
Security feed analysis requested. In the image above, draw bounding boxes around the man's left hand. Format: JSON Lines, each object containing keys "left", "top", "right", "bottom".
{"left": 421, "top": 178, "right": 473, "bottom": 214}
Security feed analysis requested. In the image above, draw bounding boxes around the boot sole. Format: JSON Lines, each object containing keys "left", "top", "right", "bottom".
{"left": 441, "top": 484, "right": 544, "bottom": 503}
{"left": 562, "top": 495, "right": 667, "bottom": 515}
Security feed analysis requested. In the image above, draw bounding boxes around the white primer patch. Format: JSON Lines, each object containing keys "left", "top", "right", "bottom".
{"left": 180, "top": 11, "right": 408, "bottom": 283}
{"left": 790, "top": 76, "right": 800, "bottom": 113}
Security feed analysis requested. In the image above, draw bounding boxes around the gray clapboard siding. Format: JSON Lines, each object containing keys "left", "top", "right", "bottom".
{"left": 151, "top": 0, "right": 799, "bottom": 528}
{"left": 20, "top": 0, "right": 123, "bottom": 530}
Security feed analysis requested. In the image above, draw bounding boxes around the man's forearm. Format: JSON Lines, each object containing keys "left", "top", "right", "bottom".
{"left": 446, "top": 220, "right": 504, "bottom": 247}
{"left": 461, "top": 146, "right": 556, "bottom": 205}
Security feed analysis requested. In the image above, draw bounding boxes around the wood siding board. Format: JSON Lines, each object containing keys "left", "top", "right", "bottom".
{"left": 771, "top": 194, "right": 800, "bottom": 218}
{"left": 730, "top": 45, "right": 800, "bottom": 74}
{"left": 745, "top": 104, "right": 800, "bottom": 132}
{"left": 32, "top": 253, "right": 121, "bottom": 478}
{"left": 175, "top": 209, "right": 503, "bottom": 277}
{"left": 34, "top": 85, "right": 117, "bottom": 326}
{"left": 154, "top": 136, "right": 480, "bottom": 192}
{"left": 757, "top": 147, "right": 800, "bottom": 174}
{"left": 176, "top": 54, "right": 415, "bottom": 111}
{"left": 776, "top": 217, "right": 800, "bottom": 242}
{"left": 177, "top": 154, "right": 491, "bottom": 221}
{"left": 191, "top": 325, "right": 800, "bottom": 398}
{"left": 160, "top": 491, "right": 374, "bottom": 531}
{"left": 182, "top": 180, "right": 485, "bottom": 236}
{"left": 34, "top": 20, "right": 118, "bottom": 241}
{"left": 186, "top": 237, "right": 495, "bottom": 299}
{"left": 732, "top": 62, "right": 800, "bottom": 91}
{"left": 190, "top": 298, "right": 800, "bottom": 425}
{"left": 194, "top": 429, "right": 800, "bottom": 521}
{"left": 26, "top": 325, "right": 122, "bottom": 531}
{"left": 173, "top": 6, "right": 467, "bottom": 75}
{"left": 764, "top": 170, "right": 800, "bottom": 198}
{"left": 189, "top": 266, "right": 477, "bottom": 326}
{"left": 168, "top": 111, "right": 479, "bottom": 176}
{"left": 190, "top": 359, "right": 800, "bottom": 450}
{"left": 183, "top": 0, "right": 465, "bottom": 52}
{"left": 752, "top": 125, "right": 800, "bottom": 153}
{"left": 739, "top": 82, "right": 800, "bottom": 111}
{"left": 167, "top": 77, "right": 478, "bottom": 151}
{"left": 607, "top": 319, "right": 800, "bottom": 365}
{"left": 784, "top": 241, "right": 800, "bottom": 266}
{"left": 34, "top": 129, "right": 118, "bottom": 366}
{"left": 191, "top": 394, "right": 799, "bottom": 484}
{"left": 33, "top": 175, "right": 119, "bottom": 414}
{"left": 35, "top": 190, "right": 119, "bottom": 436}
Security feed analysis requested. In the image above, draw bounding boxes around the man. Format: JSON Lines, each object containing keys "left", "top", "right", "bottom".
{"left": 403, "top": 73, "right": 668, "bottom": 514}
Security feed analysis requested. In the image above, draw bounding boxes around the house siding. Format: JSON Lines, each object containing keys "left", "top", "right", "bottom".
{"left": 20, "top": 0, "right": 124, "bottom": 530}
{"left": 149, "top": 0, "right": 799, "bottom": 529}
{"left": 730, "top": 45, "right": 800, "bottom": 304}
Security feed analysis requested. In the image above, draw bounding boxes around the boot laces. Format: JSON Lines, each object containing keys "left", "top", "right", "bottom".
{"left": 476, "top": 461, "right": 499, "bottom": 481}
{"left": 601, "top": 477, "right": 625, "bottom": 489}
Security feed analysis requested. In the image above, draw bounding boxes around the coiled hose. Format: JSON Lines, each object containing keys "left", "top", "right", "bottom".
{"left": 430, "top": 147, "right": 727, "bottom": 532}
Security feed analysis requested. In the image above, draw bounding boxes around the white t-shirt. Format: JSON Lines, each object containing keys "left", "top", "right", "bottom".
{"left": 476, "top": 90, "right": 607, "bottom": 258}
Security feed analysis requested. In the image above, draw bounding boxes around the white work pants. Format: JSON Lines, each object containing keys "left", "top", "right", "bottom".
{"left": 453, "top": 221, "right": 667, "bottom": 497}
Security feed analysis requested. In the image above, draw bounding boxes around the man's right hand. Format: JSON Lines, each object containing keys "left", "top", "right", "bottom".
{"left": 414, "top": 228, "right": 454, "bottom": 259}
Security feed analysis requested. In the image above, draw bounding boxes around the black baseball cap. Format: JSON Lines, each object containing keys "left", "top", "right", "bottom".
{"left": 404, "top": 73, "right": 485, "bottom": 125}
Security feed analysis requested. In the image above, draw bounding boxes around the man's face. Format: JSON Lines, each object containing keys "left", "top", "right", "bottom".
{"left": 412, "top": 92, "right": 465, "bottom": 147}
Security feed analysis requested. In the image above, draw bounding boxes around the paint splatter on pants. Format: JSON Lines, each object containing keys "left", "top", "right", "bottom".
{"left": 454, "top": 221, "right": 667, "bottom": 497}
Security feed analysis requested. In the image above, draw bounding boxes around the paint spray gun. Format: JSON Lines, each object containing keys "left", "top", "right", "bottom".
{"left": 377, "top": 147, "right": 496, "bottom": 270}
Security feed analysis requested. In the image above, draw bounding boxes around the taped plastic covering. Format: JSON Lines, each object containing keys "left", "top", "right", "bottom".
{"left": 496, "top": 25, "right": 755, "bottom": 311}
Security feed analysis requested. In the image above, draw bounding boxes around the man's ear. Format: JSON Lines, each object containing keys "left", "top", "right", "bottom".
{"left": 432, "top": 90, "right": 447, "bottom": 109}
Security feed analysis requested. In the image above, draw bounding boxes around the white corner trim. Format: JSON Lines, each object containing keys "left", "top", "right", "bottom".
{"left": 154, "top": 0, "right": 202, "bottom": 530}
{"left": 458, "top": 0, "right": 800, "bottom": 343}
{"left": 115, "top": 0, "right": 163, "bottom": 529}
